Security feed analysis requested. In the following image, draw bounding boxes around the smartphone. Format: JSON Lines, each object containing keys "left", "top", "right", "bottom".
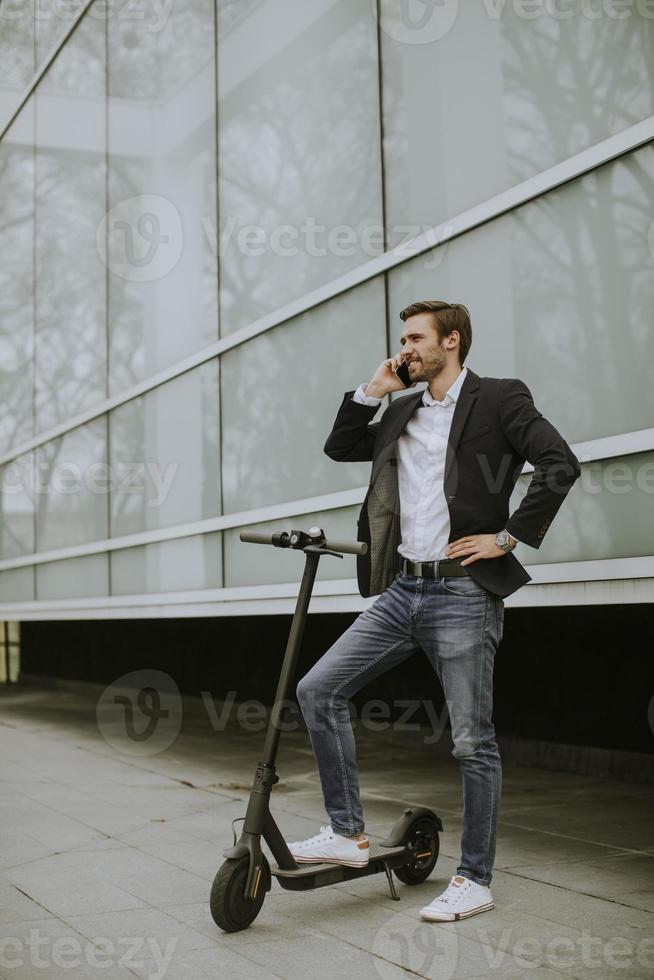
{"left": 394, "top": 358, "right": 412, "bottom": 388}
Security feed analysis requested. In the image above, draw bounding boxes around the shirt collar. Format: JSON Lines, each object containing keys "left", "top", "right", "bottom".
{"left": 422, "top": 366, "right": 468, "bottom": 407}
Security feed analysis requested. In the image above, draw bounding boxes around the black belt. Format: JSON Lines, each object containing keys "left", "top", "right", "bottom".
{"left": 400, "top": 557, "right": 470, "bottom": 579}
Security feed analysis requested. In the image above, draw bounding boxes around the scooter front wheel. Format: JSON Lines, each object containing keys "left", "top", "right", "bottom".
{"left": 210, "top": 856, "right": 268, "bottom": 932}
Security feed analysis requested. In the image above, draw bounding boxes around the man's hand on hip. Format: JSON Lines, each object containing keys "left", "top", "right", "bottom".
{"left": 446, "top": 534, "right": 512, "bottom": 565}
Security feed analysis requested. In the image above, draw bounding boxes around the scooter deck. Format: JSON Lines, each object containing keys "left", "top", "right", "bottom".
{"left": 271, "top": 842, "right": 409, "bottom": 879}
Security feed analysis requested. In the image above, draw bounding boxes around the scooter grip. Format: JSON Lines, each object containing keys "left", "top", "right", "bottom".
{"left": 324, "top": 538, "right": 368, "bottom": 556}
{"left": 239, "top": 531, "right": 281, "bottom": 545}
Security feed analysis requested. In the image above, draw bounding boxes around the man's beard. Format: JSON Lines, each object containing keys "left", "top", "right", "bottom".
{"left": 409, "top": 352, "right": 446, "bottom": 383}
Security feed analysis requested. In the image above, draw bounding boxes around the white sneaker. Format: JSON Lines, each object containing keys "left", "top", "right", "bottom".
{"left": 287, "top": 825, "right": 370, "bottom": 868}
{"left": 420, "top": 874, "right": 494, "bottom": 922}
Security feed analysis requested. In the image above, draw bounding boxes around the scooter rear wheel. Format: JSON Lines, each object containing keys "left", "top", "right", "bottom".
{"left": 394, "top": 816, "right": 440, "bottom": 885}
{"left": 210, "top": 856, "right": 268, "bottom": 932}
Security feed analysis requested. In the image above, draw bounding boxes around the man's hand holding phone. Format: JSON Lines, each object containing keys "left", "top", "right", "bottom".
{"left": 363, "top": 354, "right": 416, "bottom": 399}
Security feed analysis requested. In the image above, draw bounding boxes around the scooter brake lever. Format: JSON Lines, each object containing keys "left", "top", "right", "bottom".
{"left": 230, "top": 816, "right": 245, "bottom": 846}
{"left": 303, "top": 545, "right": 343, "bottom": 559}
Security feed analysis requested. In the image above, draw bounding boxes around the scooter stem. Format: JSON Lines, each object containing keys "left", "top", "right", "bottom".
{"left": 261, "top": 549, "right": 321, "bottom": 767}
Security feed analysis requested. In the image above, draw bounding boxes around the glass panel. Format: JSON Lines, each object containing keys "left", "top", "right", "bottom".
{"left": 380, "top": 0, "right": 654, "bottom": 242}
{"left": 0, "top": 453, "right": 35, "bottom": 559}
{"left": 110, "top": 532, "right": 222, "bottom": 594}
{"left": 224, "top": 506, "right": 359, "bottom": 587}
{"left": 387, "top": 144, "right": 654, "bottom": 444}
{"left": 36, "top": 553, "right": 109, "bottom": 599}
{"left": 35, "top": 3, "right": 61, "bottom": 67}
{"left": 221, "top": 276, "right": 387, "bottom": 513}
{"left": 511, "top": 451, "right": 654, "bottom": 564}
{"left": 35, "top": 2, "right": 104, "bottom": 89}
{"left": 0, "top": 101, "right": 35, "bottom": 456}
{"left": 0, "top": 568, "right": 34, "bottom": 603}
{"left": 35, "top": 0, "right": 81, "bottom": 69}
{"left": 0, "top": 2, "right": 35, "bottom": 112}
{"left": 110, "top": 361, "right": 220, "bottom": 537}
{"left": 107, "top": 0, "right": 218, "bottom": 394}
{"left": 34, "top": 417, "right": 108, "bottom": 551}
{"left": 217, "top": 0, "right": 383, "bottom": 335}
{"left": 34, "top": 11, "right": 106, "bottom": 430}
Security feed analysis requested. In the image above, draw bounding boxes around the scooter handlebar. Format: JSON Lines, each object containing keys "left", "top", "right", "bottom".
{"left": 239, "top": 530, "right": 367, "bottom": 556}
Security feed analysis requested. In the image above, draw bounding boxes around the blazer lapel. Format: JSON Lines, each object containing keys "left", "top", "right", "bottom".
{"left": 385, "top": 389, "right": 425, "bottom": 444}
{"left": 370, "top": 389, "right": 423, "bottom": 483}
{"left": 443, "top": 368, "right": 480, "bottom": 489}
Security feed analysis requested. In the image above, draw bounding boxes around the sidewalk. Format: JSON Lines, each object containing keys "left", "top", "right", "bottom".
{"left": 0, "top": 681, "right": 652, "bottom": 979}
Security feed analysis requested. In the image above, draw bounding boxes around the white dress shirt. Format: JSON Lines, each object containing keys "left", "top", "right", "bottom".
{"left": 352, "top": 368, "right": 521, "bottom": 560}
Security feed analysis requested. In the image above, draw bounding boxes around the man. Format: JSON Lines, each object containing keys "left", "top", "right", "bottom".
{"left": 288, "top": 301, "right": 581, "bottom": 922}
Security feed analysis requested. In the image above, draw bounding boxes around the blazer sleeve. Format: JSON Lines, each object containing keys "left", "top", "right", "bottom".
{"left": 500, "top": 379, "right": 581, "bottom": 549}
{"left": 324, "top": 390, "right": 381, "bottom": 463}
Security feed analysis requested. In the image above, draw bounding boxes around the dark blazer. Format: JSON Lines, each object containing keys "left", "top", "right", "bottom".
{"left": 324, "top": 368, "right": 581, "bottom": 599}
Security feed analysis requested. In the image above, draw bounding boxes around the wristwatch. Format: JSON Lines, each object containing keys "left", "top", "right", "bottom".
{"left": 495, "top": 529, "right": 516, "bottom": 553}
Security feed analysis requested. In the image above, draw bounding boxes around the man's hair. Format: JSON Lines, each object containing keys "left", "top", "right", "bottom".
{"left": 399, "top": 300, "right": 472, "bottom": 366}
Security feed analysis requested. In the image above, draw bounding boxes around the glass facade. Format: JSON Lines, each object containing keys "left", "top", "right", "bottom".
{"left": 110, "top": 532, "right": 222, "bottom": 596}
{"left": 0, "top": 0, "right": 652, "bottom": 613}
{"left": 387, "top": 144, "right": 654, "bottom": 443}
{"left": 217, "top": 0, "right": 383, "bottom": 333}
{"left": 0, "top": 100, "right": 35, "bottom": 456}
{"left": 109, "top": 361, "right": 221, "bottom": 537}
{"left": 35, "top": 12, "right": 106, "bottom": 430}
{"left": 380, "top": 2, "right": 654, "bottom": 242}
{"left": 0, "top": 11, "right": 34, "bottom": 131}
{"left": 107, "top": 0, "right": 218, "bottom": 393}
{"left": 510, "top": 451, "right": 654, "bottom": 565}
{"left": 220, "top": 276, "right": 386, "bottom": 512}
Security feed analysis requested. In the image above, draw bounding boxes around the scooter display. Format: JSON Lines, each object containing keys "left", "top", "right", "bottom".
{"left": 210, "top": 526, "right": 443, "bottom": 933}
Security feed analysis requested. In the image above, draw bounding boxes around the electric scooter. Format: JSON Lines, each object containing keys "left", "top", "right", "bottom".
{"left": 210, "top": 526, "right": 443, "bottom": 933}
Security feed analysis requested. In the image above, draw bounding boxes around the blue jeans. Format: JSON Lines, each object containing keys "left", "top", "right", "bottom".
{"left": 296, "top": 569, "right": 504, "bottom": 887}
